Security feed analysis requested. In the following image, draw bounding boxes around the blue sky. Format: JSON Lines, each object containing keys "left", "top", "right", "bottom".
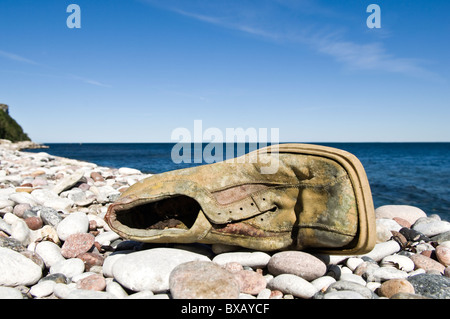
{"left": 0, "top": 0, "right": 449, "bottom": 143}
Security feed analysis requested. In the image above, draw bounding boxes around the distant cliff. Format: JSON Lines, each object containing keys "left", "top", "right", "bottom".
{"left": 0, "top": 103, "right": 31, "bottom": 142}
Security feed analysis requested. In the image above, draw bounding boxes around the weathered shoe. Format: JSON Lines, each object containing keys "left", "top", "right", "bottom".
{"left": 105, "top": 144, "right": 376, "bottom": 254}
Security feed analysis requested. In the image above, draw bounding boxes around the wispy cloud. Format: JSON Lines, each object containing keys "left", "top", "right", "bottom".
{"left": 149, "top": 1, "right": 440, "bottom": 80}
{"left": 0, "top": 49, "right": 111, "bottom": 87}
{"left": 0, "top": 50, "right": 40, "bottom": 65}
{"left": 69, "top": 75, "right": 111, "bottom": 88}
{"left": 172, "top": 8, "right": 281, "bottom": 40}
{"left": 308, "top": 33, "right": 440, "bottom": 80}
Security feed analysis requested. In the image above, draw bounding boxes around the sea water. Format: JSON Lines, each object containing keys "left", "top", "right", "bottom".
{"left": 27, "top": 142, "right": 450, "bottom": 220}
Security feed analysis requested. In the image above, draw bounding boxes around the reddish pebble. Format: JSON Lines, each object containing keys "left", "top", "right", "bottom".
{"left": 77, "top": 252, "right": 104, "bottom": 271}
{"left": 78, "top": 183, "right": 90, "bottom": 191}
{"left": 436, "top": 245, "right": 450, "bottom": 267}
{"left": 410, "top": 254, "right": 445, "bottom": 273}
{"left": 90, "top": 172, "right": 104, "bottom": 182}
{"left": 420, "top": 250, "right": 434, "bottom": 258}
{"left": 76, "top": 274, "right": 106, "bottom": 291}
{"left": 233, "top": 270, "right": 267, "bottom": 295}
{"left": 32, "top": 176, "right": 48, "bottom": 187}
{"left": 13, "top": 203, "right": 31, "bottom": 218}
{"left": 89, "top": 220, "right": 97, "bottom": 231}
{"left": 379, "top": 278, "right": 415, "bottom": 298}
{"left": 31, "top": 170, "right": 45, "bottom": 177}
{"left": 61, "top": 233, "right": 95, "bottom": 258}
{"left": 393, "top": 217, "right": 412, "bottom": 228}
{"left": 269, "top": 290, "right": 283, "bottom": 299}
{"left": 222, "top": 262, "right": 243, "bottom": 273}
{"left": 25, "top": 216, "right": 43, "bottom": 230}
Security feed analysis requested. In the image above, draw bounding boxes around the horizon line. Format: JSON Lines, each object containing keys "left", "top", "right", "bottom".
{"left": 34, "top": 141, "right": 450, "bottom": 144}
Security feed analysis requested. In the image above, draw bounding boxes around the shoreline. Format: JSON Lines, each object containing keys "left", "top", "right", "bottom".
{"left": 0, "top": 139, "right": 49, "bottom": 151}
{"left": 0, "top": 141, "right": 450, "bottom": 299}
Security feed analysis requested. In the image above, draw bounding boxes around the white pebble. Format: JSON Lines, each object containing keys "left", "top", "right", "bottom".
{"left": 413, "top": 219, "right": 450, "bottom": 237}
{"left": 365, "top": 267, "right": 408, "bottom": 282}
{"left": 376, "top": 218, "right": 402, "bottom": 232}
{"left": 106, "top": 280, "right": 129, "bottom": 299}
{"left": 366, "top": 282, "right": 382, "bottom": 291}
{"left": 256, "top": 288, "right": 272, "bottom": 299}
{"left": 360, "top": 240, "right": 401, "bottom": 262}
{"left": 102, "top": 251, "right": 131, "bottom": 277}
{"left": 126, "top": 290, "right": 155, "bottom": 299}
{"left": 212, "top": 251, "right": 271, "bottom": 268}
{"left": 65, "top": 289, "right": 117, "bottom": 299}
{"left": 56, "top": 212, "right": 89, "bottom": 241}
{"left": 311, "top": 276, "right": 336, "bottom": 291}
{"left": 346, "top": 257, "right": 364, "bottom": 271}
{"left": 35, "top": 241, "right": 65, "bottom": 268}
{"left": 0, "top": 286, "right": 23, "bottom": 299}
{"left": 10, "top": 219, "right": 31, "bottom": 245}
{"left": 112, "top": 248, "right": 210, "bottom": 292}
{"left": 323, "top": 290, "right": 365, "bottom": 299}
{"left": 0, "top": 247, "right": 42, "bottom": 286}
{"left": 8, "top": 192, "right": 37, "bottom": 206}
{"left": 3, "top": 212, "right": 20, "bottom": 224}
{"left": 53, "top": 283, "right": 76, "bottom": 299}
{"left": 118, "top": 167, "right": 141, "bottom": 175}
{"left": 50, "top": 258, "right": 85, "bottom": 279}
{"left": 380, "top": 254, "right": 415, "bottom": 272}
{"left": 339, "top": 273, "right": 367, "bottom": 286}
{"left": 95, "top": 231, "right": 120, "bottom": 246}
{"left": 268, "top": 274, "right": 318, "bottom": 299}
{"left": 29, "top": 280, "right": 56, "bottom": 298}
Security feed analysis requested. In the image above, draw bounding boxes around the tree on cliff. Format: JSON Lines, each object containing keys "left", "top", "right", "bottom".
{"left": 0, "top": 104, "right": 31, "bottom": 142}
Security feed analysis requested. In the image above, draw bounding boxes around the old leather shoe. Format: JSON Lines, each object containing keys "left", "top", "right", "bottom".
{"left": 105, "top": 143, "right": 375, "bottom": 254}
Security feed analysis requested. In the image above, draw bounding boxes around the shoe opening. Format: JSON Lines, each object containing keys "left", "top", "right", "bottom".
{"left": 114, "top": 195, "right": 201, "bottom": 231}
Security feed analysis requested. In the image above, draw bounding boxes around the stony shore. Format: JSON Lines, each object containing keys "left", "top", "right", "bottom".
{"left": 0, "top": 142, "right": 450, "bottom": 299}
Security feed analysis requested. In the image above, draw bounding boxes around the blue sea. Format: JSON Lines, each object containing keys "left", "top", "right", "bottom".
{"left": 27, "top": 143, "right": 450, "bottom": 221}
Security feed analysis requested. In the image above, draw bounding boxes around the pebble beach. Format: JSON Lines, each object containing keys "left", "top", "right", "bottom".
{"left": 1, "top": 140, "right": 450, "bottom": 300}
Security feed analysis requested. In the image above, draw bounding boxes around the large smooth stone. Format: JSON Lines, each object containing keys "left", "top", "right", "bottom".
{"left": 267, "top": 251, "right": 326, "bottom": 281}
{"left": 112, "top": 248, "right": 210, "bottom": 293}
{"left": 169, "top": 261, "right": 240, "bottom": 299}
{"left": 375, "top": 205, "right": 427, "bottom": 224}
{"left": 0, "top": 247, "right": 42, "bottom": 286}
